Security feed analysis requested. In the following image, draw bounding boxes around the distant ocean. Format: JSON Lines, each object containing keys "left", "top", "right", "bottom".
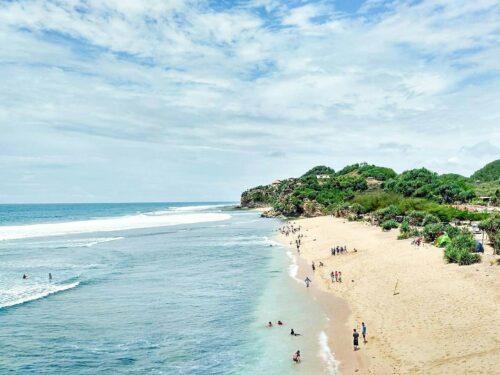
{"left": 0, "top": 203, "right": 334, "bottom": 374}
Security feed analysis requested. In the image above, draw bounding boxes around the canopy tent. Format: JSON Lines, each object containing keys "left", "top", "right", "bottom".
{"left": 475, "top": 241, "right": 484, "bottom": 253}
{"left": 436, "top": 234, "right": 451, "bottom": 247}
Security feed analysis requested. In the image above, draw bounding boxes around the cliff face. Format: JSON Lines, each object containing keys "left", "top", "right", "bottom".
{"left": 239, "top": 185, "right": 276, "bottom": 208}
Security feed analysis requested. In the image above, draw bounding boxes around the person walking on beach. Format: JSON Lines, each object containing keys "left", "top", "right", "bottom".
{"left": 338, "top": 271, "right": 342, "bottom": 283}
{"left": 292, "top": 350, "right": 301, "bottom": 363}
{"left": 353, "top": 329, "right": 360, "bottom": 351}
{"left": 304, "top": 277, "right": 311, "bottom": 287}
{"left": 362, "top": 322, "right": 367, "bottom": 343}
{"left": 334, "top": 271, "right": 338, "bottom": 282}
{"left": 312, "top": 262, "right": 316, "bottom": 271}
{"left": 330, "top": 271, "right": 335, "bottom": 283}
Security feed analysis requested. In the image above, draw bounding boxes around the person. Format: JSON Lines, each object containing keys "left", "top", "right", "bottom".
{"left": 312, "top": 262, "right": 316, "bottom": 271}
{"left": 22, "top": 274, "right": 28, "bottom": 279}
{"left": 292, "top": 350, "right": 301, "bottom": 363}
{"left": 362, "top": 322, "right": 367, "bottom": 343}
{"left": 304, "top": 277, "right": 311, "bottom": 287}
{"left": 290, "top": 329, "right": 301, "bottom": 336}
{"left": 319, "top": 261, "right": 324, "bottom": 267}
{"left": 278, "top": 320, "right": 284, "bottom": 326}
{"left": 48, "top": 273, "right": 52, "bottom": 281}
{"left": 353, "top": 329, "right": 359, "bottom": 351}
{"left": 335, "top": 271, "right": 338, "bottom": 282}
{"left": 268, "top": 321, "right": 273, "bottom": 327}
{"left": 338, "top": 271, "right": 342, "bottom": 283}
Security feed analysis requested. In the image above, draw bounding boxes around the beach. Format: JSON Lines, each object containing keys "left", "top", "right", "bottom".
{"left": 277, "top": 216, "right": 500, "bottom": 374}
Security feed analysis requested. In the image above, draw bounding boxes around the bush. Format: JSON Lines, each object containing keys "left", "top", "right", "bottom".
{"left": 351, "top": 192, "right": 403, "bottom": 212}
{"left": 444, "top": 231, "right": 481, "bottom": 265}
{"left": 443, "top": 224, "right": 461, "bottom": 239}
{"left": 382, "top": 219, "right": 399, "bottom": 231}
{"left": 400, "top": 220, "right": 410, "bottom": 234}
{"left": 479, "top": 213, "right": 500, "bottom": 254}
{"left": 423, "top": 223, "right": 444, "bottom": 242}
{"left": 375, "top": 205, "right": 401, "bottom": 222}
{"left": 422, "top": 214, "right": 440, "bottom": 226}
{"left": 406, "top": 210, "right": 427, "bottom": 226}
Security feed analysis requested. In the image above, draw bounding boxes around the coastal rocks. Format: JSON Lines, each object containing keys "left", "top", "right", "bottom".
{"left": 302, "top": 199, "right": 325, "bottom": 217}
{"left": 260, "top": 209, "right": 285, "bottom": 219}
{"left": 240, "top": 185, "right": 276, "bottom": 208}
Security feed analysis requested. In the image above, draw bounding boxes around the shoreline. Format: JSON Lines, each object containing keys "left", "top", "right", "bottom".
{"left": 276, "top": 216, "right": 500, "bottom": 374}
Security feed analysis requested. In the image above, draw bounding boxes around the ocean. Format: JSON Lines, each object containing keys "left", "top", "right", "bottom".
{"left": 0, "top": 203, "right": 334, "bottom": 374}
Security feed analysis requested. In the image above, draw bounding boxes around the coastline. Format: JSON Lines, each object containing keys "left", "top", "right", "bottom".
{"left": 276, "top": 216, "right": 500, "bottom": 374}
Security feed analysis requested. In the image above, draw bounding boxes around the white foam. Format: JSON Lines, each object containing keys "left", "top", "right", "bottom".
{"left": 318, "top": 331, "right": 338, "bottom": 375}
{"left": 167, "top": 204, "right": 229, "bottom": 212}
{"left": 0, "top": 213, "right": 231, "bottom": 241}
{"left": 286, "top": 250, "right": 300, "bottom": 281}
{"left": 0, "top": 281, "right": 80, "bottom": 309}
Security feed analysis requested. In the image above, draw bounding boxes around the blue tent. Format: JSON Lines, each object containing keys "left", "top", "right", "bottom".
{"left": 475, "top": 241, "right": 484, "bottom": 253}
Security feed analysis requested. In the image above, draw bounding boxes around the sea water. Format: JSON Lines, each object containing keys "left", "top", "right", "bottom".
{"left": 0, "top": 203, "right": 334, "bottom": 374}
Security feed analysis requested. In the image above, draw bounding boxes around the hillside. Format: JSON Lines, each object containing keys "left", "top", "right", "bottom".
{"left": 471, "top": 159, "right": 500, "bottom": 182}
{"left": 240, "top": 160, "right": 500, "bottom": 255}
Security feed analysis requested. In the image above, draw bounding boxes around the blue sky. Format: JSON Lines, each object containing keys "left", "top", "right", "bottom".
{"left": 0, "top": 0, "right": 499, "bottom": 203}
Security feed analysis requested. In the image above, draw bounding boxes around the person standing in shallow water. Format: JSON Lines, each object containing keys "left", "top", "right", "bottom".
{"left": 353, "top": 329, "right": 360, "bottom": 351}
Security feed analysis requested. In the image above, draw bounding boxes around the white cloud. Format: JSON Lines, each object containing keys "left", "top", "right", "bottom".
{"left": 0, "top": 0, "right": 499, "bottom": 202}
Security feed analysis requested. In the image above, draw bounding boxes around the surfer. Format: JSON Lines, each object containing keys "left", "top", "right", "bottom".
{"left": 291, "top": 329, "right": 301, "bottom": 336}
{"left": 22, "top": 274, "right": 28, "bottom": 279}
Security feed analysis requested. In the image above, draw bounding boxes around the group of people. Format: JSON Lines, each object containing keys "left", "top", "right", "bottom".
{"left": 266, "top": 320, "right": 302, "bottom": 364}
{"left": 331, "top": 245, "right": 347, "bottom": 255}
{"left": 330, "top": 270, "right": 342, "bottom": 283}
{"left": 353, "top": 322, "right": 367, "bottom": 350}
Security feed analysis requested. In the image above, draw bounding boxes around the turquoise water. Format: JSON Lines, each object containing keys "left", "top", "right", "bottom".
{"left": 0, "top": 203, "right": 333, "bottom": 374}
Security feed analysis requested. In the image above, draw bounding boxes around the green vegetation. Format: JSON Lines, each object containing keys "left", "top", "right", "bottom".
{"left": 384, "top": 168, "right": 476, "bottom": 204}
{"left": 444, "top": 230, "right": 481, "bottom": 265}
{"left": 382, "top": 219, "right": 399, "bottom": 231}
{"left": 301, "top": 165, "right": 335, "bottom": 178}
{"left": 471, "top": 159, "right": 500, "bottom": 182}
{"left": 479, "top": 213, "right": 500, "bottom": 254}
{"left": 241, "top": 160, "right": 499, "bottom": 266}
{"left": 336, "top": 163, "right": 397, "bottom": 181}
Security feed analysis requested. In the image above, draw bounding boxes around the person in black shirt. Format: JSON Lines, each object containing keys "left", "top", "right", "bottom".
{"left": 353, "top": 328, "right": 360, "bottom": 351}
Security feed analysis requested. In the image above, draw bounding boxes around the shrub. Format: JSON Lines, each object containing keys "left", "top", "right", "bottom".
{"left": 351, "top": 192, "right": 403, "bottom": 212}
{"left": 422, "top": 214, "right": 440, "bottom": 226}
{"left": 375, "top": 205, "right": 401, "bottom": 222}
{"left": 443, "top": 224, "right": 461, "bottom": 239}
{"left": 406, "top": 210, "right": 427, "bottom": 226}
{"left": 479, "top": 213, "right": 500, "bottom": 254}
{"left": 382, "top": 219, "right": 399, "bottom": 231}
{"left": 400, "top": 220, "right": 410, "bottom": 234}
{"left": 444, "top": 231, "right": 481, "bottom": 265}
{"left": 423, "top": 223, "right": 444, "bottom": 242}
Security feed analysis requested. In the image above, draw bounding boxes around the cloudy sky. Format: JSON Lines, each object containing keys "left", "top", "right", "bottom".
{"left": 1, "top": 0, "right": 499, "bottom": 203}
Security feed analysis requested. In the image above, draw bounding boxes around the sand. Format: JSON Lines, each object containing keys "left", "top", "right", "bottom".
{"left": 277, "top": 216, "right": 500, "bottom": 374}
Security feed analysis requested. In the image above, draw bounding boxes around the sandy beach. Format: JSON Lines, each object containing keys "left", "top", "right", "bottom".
{"left": 277, "top": 216, "right": 500, "bottom": 374}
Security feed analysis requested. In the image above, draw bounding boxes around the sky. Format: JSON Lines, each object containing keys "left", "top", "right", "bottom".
{"left": 0, "top": 0, "right": 499, "bottom": 203}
